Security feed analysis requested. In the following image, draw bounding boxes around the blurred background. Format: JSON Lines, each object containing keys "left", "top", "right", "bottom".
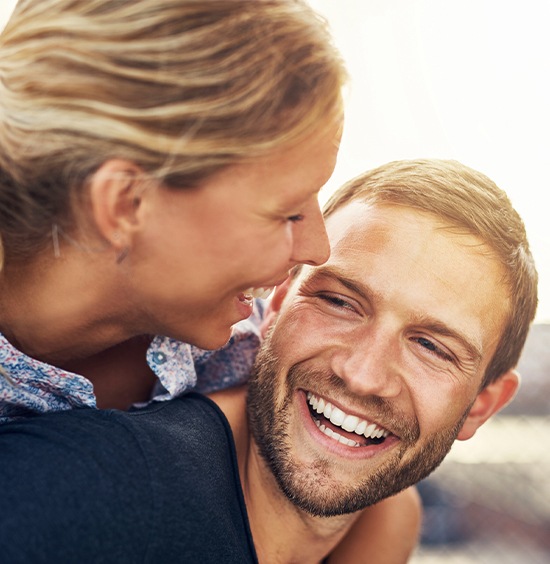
{"left": 2, "top": 1, "right": 549, "bottom": 562}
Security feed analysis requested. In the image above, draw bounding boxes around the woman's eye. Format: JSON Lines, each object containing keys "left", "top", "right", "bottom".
{"left": 287, "top": 214, "right": 304, "bottom": 223}
{"left": 414, "top": 337, "right": 453, "bottom": 361}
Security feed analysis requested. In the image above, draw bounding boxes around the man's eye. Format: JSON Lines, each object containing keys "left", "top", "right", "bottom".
{"left": 318, "top": 294, "right": 356, "bottom": 311}
{"left": 414, "top": 337, "right": 453, "bottom": 361}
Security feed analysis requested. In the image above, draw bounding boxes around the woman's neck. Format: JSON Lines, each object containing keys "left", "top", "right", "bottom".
{"left": 0, "top": 249, "right": 135, "bottom": 366}
{"left": 63, "top": 336, "right": 157, "bottom": 409}
{"left": 0, "top": 253, "right": 159, "bottom": 409}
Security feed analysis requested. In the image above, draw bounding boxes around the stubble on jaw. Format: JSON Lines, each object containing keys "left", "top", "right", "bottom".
{"left": 246, "top": 331, "right": 472, "bottom": 517}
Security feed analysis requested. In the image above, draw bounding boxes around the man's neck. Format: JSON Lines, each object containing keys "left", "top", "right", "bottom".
{"left": 244, "top": 443, "right": 357, "bottom": 563}
{"left": 209, "top": 386, "right": 358, "bottom": 564}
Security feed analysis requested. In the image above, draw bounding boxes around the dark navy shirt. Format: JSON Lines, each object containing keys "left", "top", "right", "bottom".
{"left": 0, "top": 393, "right": 258, "bottom": 563}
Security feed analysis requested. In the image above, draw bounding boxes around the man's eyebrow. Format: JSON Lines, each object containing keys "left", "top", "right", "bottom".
{"left": 306, "top": 266, "right": 382, "bottom": 304}
{"left": 307, "top": 266, "right": 484, "bottom": 363}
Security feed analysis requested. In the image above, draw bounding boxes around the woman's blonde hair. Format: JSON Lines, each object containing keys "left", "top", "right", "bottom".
{"left": 0, "top": 0, "right": 347, "bottom": 266}
{"left": 323, "top": 159, "right": 539, "bottom": 390}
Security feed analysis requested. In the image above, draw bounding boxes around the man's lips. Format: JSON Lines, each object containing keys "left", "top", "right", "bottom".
{"left": 306, "top": 391, "right": 394, "bottom": 448}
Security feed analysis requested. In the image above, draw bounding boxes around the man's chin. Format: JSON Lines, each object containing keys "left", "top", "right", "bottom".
{"left": 264, "top": 449, "right": 407, "bottom": 517}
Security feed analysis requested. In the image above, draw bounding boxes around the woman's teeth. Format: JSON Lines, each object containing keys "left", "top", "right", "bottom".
{"left": 307, "top": 391, "right": 389, "bottom": 446}
{"left": 243, "top": 287, "right": 274, "bottom": 300}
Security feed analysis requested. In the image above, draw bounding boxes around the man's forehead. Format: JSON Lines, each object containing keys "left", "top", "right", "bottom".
{"left": 293, "top": 201, "right": 413, "bottom": 286}
{"left": 324, "top": 200, "right": 446, "bottom": 240}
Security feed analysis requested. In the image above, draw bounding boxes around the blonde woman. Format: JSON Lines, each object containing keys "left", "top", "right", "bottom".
{"left": 0, "top": 1, "right": 420, "bottom": 561}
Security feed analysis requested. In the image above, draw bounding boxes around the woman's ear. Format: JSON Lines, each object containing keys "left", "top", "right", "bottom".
{"left": 88, "top": 159, "right": 148, "bottom": 253}
{"left": 457, "top": 369, "right": 520, "bottom": 441}
{"left": 259, "top": 277, "right": 293, "bottom": 339}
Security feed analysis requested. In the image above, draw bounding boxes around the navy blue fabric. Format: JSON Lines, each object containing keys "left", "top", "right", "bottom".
{"left": 0, "top": 393, "right": 258, "bottom": 563}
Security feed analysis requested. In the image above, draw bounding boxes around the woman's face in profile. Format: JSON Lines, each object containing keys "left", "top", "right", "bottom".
{"left": 129, "top": 122, "right": 342, "bottom": 350}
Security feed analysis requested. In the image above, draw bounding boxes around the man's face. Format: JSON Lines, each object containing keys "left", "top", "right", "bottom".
{"left": 247, "top": 201, "right": 510, "bottom": 517}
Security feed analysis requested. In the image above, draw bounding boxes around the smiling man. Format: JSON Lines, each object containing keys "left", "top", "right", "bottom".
{"left": 0, "top": 159, "right": 538, "bottom": 563}
{"left": 246, "top": 196, "right": 525, "bottom": 519}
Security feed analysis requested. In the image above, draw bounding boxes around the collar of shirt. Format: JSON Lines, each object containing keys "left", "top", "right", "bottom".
{"left": 0, "top": 300, "right": 265, "bottom": 422}
{"left": 0, "top": 332, "right": 95, "bottom": 422}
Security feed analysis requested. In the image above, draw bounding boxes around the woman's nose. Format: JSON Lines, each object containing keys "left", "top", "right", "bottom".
{"left": 291, "top": 203, "right": 330, "bottom": 266}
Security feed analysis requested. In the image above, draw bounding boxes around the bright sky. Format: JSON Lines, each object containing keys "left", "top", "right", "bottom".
{"left": 1, "top": 0, "right": 548, "bottom": 322}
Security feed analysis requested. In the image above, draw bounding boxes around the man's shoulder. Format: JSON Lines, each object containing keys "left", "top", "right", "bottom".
{"left": 208, "top": 384, "right": 248, "bottom": 434}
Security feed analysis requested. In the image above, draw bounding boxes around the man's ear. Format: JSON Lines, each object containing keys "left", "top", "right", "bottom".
{"left": 259, "top": 277, "right": 293, "bottom": 339}
{"left": 88, "top": 159, "right": 148, "bottom": 252}
{"left": 457, "top": 369, "right": 520, "bottom": 441}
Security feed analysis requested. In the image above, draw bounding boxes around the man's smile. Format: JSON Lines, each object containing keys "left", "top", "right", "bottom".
{"left": 306, "top": 391, "right": 391, "bottom": 447}
{"left": 297, "top": 389, "right": 402, "bottom": 460}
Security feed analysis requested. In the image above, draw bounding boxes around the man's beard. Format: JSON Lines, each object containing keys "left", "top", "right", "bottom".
{"left": 247, "top": 330, "right": 472, "bottom": 518}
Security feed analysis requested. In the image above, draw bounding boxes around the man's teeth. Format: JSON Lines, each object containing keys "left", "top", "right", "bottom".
{"left": 314, "top": 419, "right": 362, "bottom": 447}
{"left": 243, "top": 287, "right": 274, "bottom": 300}
{"left": 307, "top": 392, "right": 389, "bottom": 444}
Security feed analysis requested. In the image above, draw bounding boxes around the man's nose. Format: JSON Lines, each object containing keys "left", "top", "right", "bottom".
{"left": 330, "top": 333, "right": 404, "bottom": 398}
